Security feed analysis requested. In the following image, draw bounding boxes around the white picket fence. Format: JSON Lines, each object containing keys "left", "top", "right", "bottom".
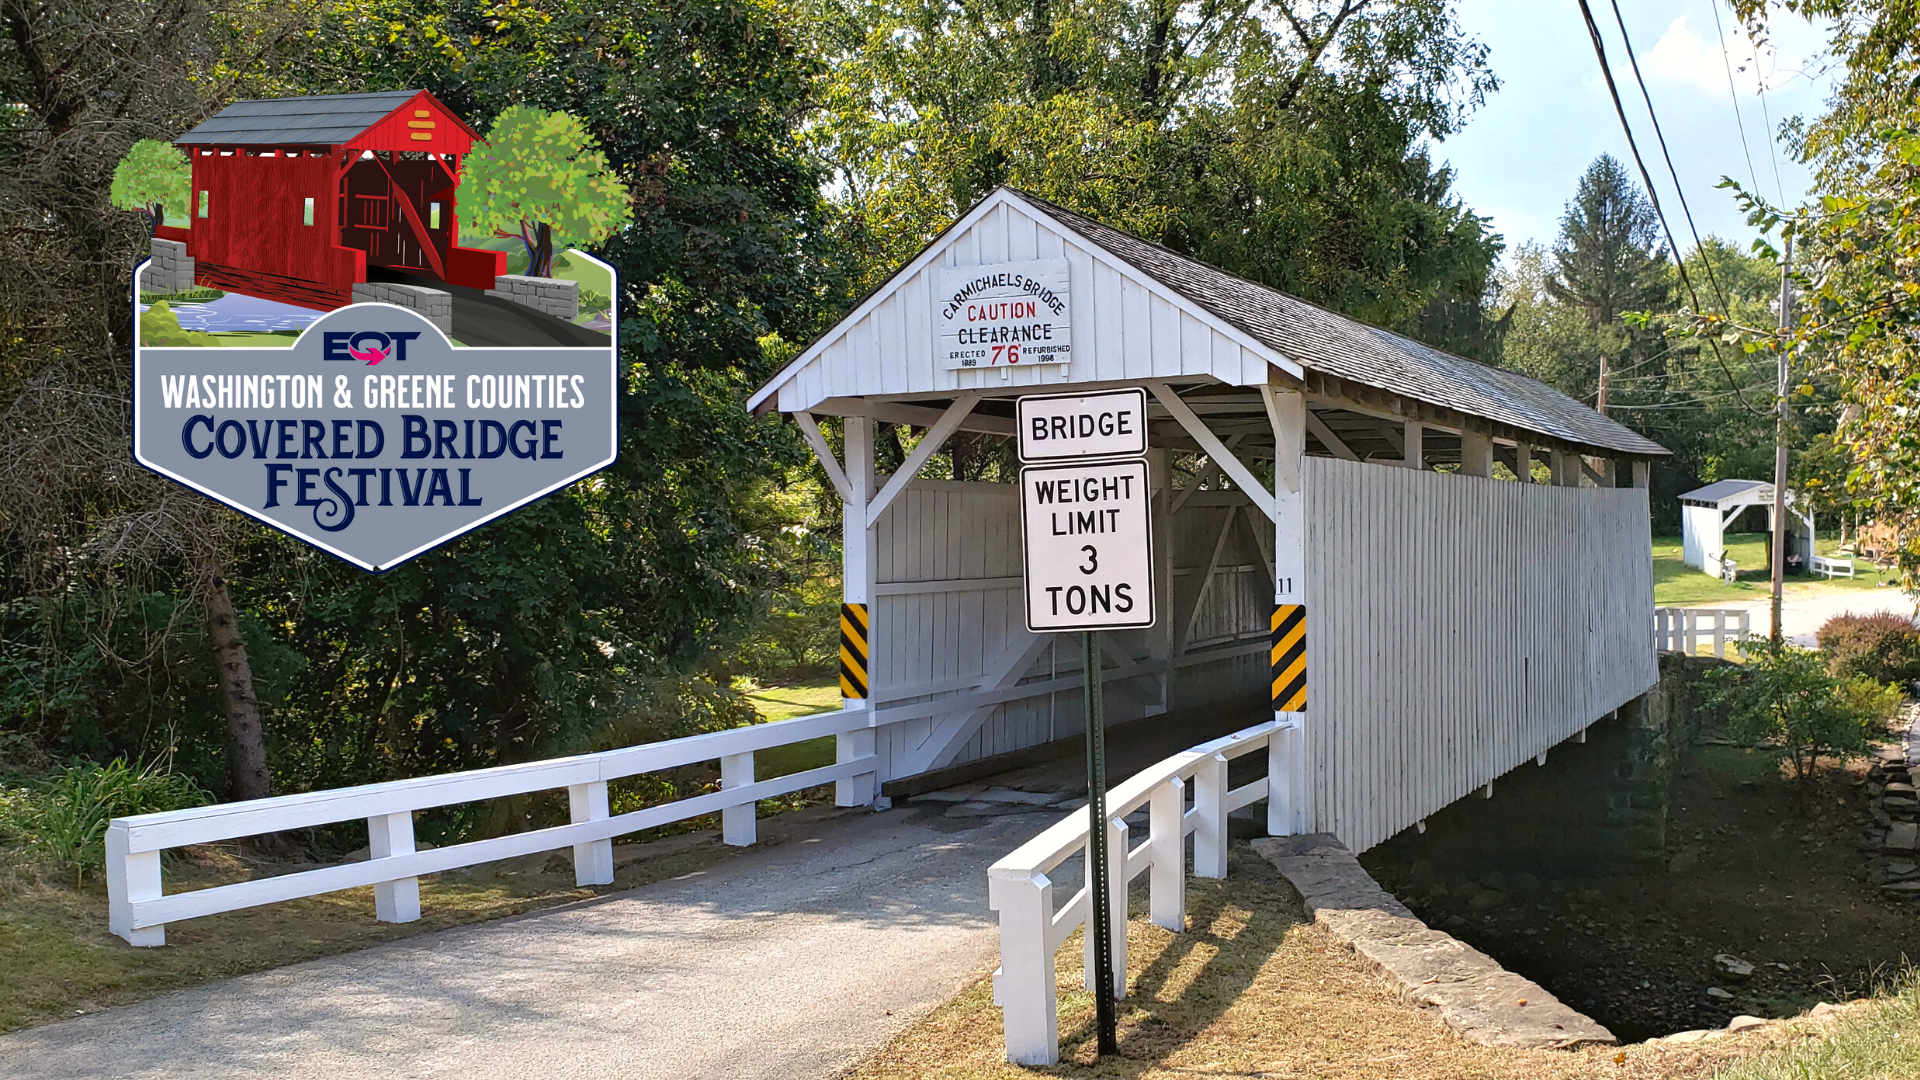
{"left": 1652, "top": 607, "right": 1752, "bottom": 659}
{"left": 106, "top": 708, "right": 876, "bottom": 946}
{"left": 986, "top": 717, "right": 1294, "bottom": 1065}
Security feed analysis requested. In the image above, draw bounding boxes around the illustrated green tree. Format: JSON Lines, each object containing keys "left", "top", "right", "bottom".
{"left": 463, "top": 106, "right": 634, "bottom": 278}
{"left": 109, "top": 139, "right": 192, "bottom": 237}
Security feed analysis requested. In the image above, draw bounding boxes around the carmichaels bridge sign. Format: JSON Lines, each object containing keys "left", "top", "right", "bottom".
{"left": 134, "top": 304, "right": 617, "bottom": 571}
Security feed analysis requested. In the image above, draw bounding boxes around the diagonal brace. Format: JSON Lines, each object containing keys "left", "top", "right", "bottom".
{"left": 1149, "top": 383, "right": 1276, "bottom": 522}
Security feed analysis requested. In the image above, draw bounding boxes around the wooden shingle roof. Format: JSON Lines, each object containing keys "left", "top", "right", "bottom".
{"left": 1016, "top": 193, "right": 1669, "bottom": 457}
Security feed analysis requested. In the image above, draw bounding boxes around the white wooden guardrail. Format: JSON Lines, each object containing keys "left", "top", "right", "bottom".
{"left": 106, "top": 709, "right": 876, "bottom": 946}
{"left": 1812, "top": 553, "right": 1856, "bottom": 579}
{"left": 1653, "top": 607, "right": 1751, "bottom": 659}
{"left": 986, "top": 717, "right": 1297, "bottom": 1065}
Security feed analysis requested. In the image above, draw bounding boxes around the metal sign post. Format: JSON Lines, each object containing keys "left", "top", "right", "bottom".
{"left": 1015, "top": 387, "right": 1155, "bottom": 1058}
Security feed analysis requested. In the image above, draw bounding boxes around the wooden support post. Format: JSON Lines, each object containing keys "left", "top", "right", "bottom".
{"left": 989, "top": 870, "right": 1059, "bottom": 1064}
{"left": 1460, "top": 429, "right": 1493, "bottom": 478}
{"left": 107, "top": 824, "right": 164, "bottom": 946}
{"left": 1265, "top": 387, "right": 1307, "bottom": 835}
{"left": 568, "top": 781, "right": 614, "bottom": 885}
{"left": 1601, "top": 458, "right": 1617, "bottom": 487}
{"left": 721, "top": 751, "right": 756, "bottom": 846}
{"left": 1551, "top": 448, "right": 1576, "bottom": 487}
{"left": 1633, "top": 460, "right": 1650, "bottom": 489}
{"left": 1148, "top": 776, "right": 1186, "bottom": 931}
{"left": 1517, "top": 442, "right": 1535, "bottom": 483}
{"left": 1147, "top": 448, "right": 1174, "bottom": 714}
{"left": 1192, "top": 752, "right": 1229, "bottom": 878}
{"left": 838, "top": 414, "right": 878, "bottom": 807}
{"left": 1403, "top": 421, "right": 1424, "bottom": 470}
{"left": 368, "top": 810, "right": 420, "bottom": 923}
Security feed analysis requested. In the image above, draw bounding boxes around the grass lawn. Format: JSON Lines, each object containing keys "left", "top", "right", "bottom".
{"left": 849, "top": 845, "right": 1913, "bottom": 1080}
{"left": 1653, "top": 533, "right": 1895, "bottom": 607}
{"left": 0, "top": 831, "right": 750, "bottom": 1034}
{"left": 746, "top": 677, "right": 841, "bottom": 778}
{"left": 1718, "top": 978, "right": 1920, "bottom": 1080}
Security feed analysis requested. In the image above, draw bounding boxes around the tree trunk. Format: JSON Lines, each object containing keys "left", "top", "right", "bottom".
{"left": 205, "top": 568, "right": 270, "bottom": 802}
{"left": 534, "top": 222, "right": 554, "bottom": 278}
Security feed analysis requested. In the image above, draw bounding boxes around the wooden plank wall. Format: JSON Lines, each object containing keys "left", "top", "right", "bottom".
{"left": 868, "top": 478, "right": 1266, "bottom": 780}
{"left": 1303, "top": 457, "right": 1658, "bottom": 853}
{"left": 1165, "top": 494, "right": 1270, "bottom": 714}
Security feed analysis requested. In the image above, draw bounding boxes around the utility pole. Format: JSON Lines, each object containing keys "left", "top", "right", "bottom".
{"left": 1597, "top": 354, "right": 1609, "bottom": 416}
{"left": 1770, "top": 237, "right": 1792, "bottom": 645}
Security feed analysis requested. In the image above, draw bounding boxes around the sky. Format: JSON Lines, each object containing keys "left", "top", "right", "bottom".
{"left": 1436, "top": 0, "right": 1838, "bottom": 258}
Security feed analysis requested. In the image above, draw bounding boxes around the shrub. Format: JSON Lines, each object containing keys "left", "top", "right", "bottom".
{"left": 138, "top": 301, "right": 215, "bottom": 347}
{"left": 1704, "top": 638, "right": 1878, "bottom": 780}
{"left": 15, "top": 760, "right": 209, "bottom": 877}
{"left": 1817, "top": 612, "right": 1920, "bottom": 687}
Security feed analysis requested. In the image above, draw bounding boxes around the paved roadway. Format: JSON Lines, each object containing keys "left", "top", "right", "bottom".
{"left": 1712, "top": 584, "right": 1913, "bottom": 647}
{"left": 0, "top": 805, "right": 1054, "bottom": 1080}
{"left": 0, "top": 708, "right": 1262, "bottom": 1080}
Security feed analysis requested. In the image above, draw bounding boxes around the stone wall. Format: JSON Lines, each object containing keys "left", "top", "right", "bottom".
{"left": 351, "top": 282, "right": 453, "bottom": 337}
{"left": 140, "top": 238, "right": 196, "bottom": 295}
{"left": 487, "top": 274, "right": 578, "bottom": 322}
{"left": 1362, "top": 654, "right": 1726, "bottom": 876}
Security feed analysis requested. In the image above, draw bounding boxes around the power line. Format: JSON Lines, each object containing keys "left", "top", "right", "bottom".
{"left": 1574, "top": 0, "right": 1766, "bottom": 416}
{"left": 1606, "top": 0, "right": 1734, "bottom": 317}
{"left": 1754, "top": 53, "right": 1788, "bottom": 205}
{"left": 1711, "top": 0, "right": 1763, "bottom": 194}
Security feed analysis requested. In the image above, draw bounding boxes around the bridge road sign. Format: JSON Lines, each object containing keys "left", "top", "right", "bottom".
{"left": 1015, "top": 387, "right": 1156, "bottom": 1058}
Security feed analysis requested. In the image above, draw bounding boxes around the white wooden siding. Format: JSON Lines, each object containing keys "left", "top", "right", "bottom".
{"left": 1303, "top": 458, "right": 1658, "bottom": 853}
{"left": 866, "top": 477, "right": 1257, "bottom": 781}
{"left": 767, "top": 195, "right": 1280, "bottom": 415}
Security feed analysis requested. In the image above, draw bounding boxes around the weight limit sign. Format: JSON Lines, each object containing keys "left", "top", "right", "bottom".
{"left": 1019, "top": 458, "right": 1156, "bottom": 633}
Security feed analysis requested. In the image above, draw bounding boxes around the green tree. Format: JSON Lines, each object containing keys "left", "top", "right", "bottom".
{"left": 806, "top": 0, "right": 1507, "bottom": 355}
{"left": 463, "top": 106, "right": 634, "bottom": 278}
{"left": 1545, "top": 155, "right": 1668, "bottom": 331}
{"left": 1703, "top": 639, "right": 1878, "bottom": 781}
{"left": 109, "top": 139, "right": 191, "bottom": 237}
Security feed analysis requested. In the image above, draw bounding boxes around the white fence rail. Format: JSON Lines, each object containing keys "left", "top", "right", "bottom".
{"left": 106, "top": 708, "right": 876, "bottom": 946}
{"left": 1653, "top": 607, "right": 1751, "bottom": 659}
{"left": 986, "top": 718, "right": 1292, "bottom": 1065}
{"left": 1813, "top": 554, "right": 1856, "bottom": 579}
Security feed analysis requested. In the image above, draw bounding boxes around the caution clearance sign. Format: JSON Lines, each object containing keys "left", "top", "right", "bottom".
{"left": 133, "top": 304, "right": 616, "bottom": 572}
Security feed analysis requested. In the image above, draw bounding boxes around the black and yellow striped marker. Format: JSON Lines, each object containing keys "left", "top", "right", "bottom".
{"left": 840, "top": 602, "right": 869, "bottom": 700}
{"left": 1271, "top": 603, "right": 1305, "bottom": 712}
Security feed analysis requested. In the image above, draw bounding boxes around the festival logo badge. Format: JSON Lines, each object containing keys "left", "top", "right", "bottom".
{"left": 124, "top": 90, "right": 627, "bottom": 570}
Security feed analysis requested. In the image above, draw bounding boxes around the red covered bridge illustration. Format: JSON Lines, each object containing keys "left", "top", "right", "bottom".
{"left": 160, "top": 89, "right": 505, "bottom": 310}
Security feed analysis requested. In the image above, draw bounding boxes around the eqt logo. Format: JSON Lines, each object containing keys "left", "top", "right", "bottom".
{"left": 322, "top": 330, "right": 422, "bottom": 366}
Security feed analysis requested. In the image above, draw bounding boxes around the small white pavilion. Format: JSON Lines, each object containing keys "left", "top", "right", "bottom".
{"left": 1678, "top": 479, "right": 1815, "bottom": 578}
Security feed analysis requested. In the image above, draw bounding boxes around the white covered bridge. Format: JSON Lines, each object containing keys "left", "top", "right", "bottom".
{"left": 749, "top": 187, "right": 1667, "bottom": 854}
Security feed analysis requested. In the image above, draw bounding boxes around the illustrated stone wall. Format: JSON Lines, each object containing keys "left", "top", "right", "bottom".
{"left": 487, "top": 274, "right": 579, "bottom": 322}
{"left": 351, "top": 282, "right": 453, "bottom": 337}
{"left": 141, "top": 238, "right": 196, "bottom": 295}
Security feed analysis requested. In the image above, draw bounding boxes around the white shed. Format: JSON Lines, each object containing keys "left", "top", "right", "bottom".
{"left": 1678, "top": 479, "right": 1815, "bottom": 578}
{"left": 748, "top": 188, "right": 1670, "bottom": 853}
